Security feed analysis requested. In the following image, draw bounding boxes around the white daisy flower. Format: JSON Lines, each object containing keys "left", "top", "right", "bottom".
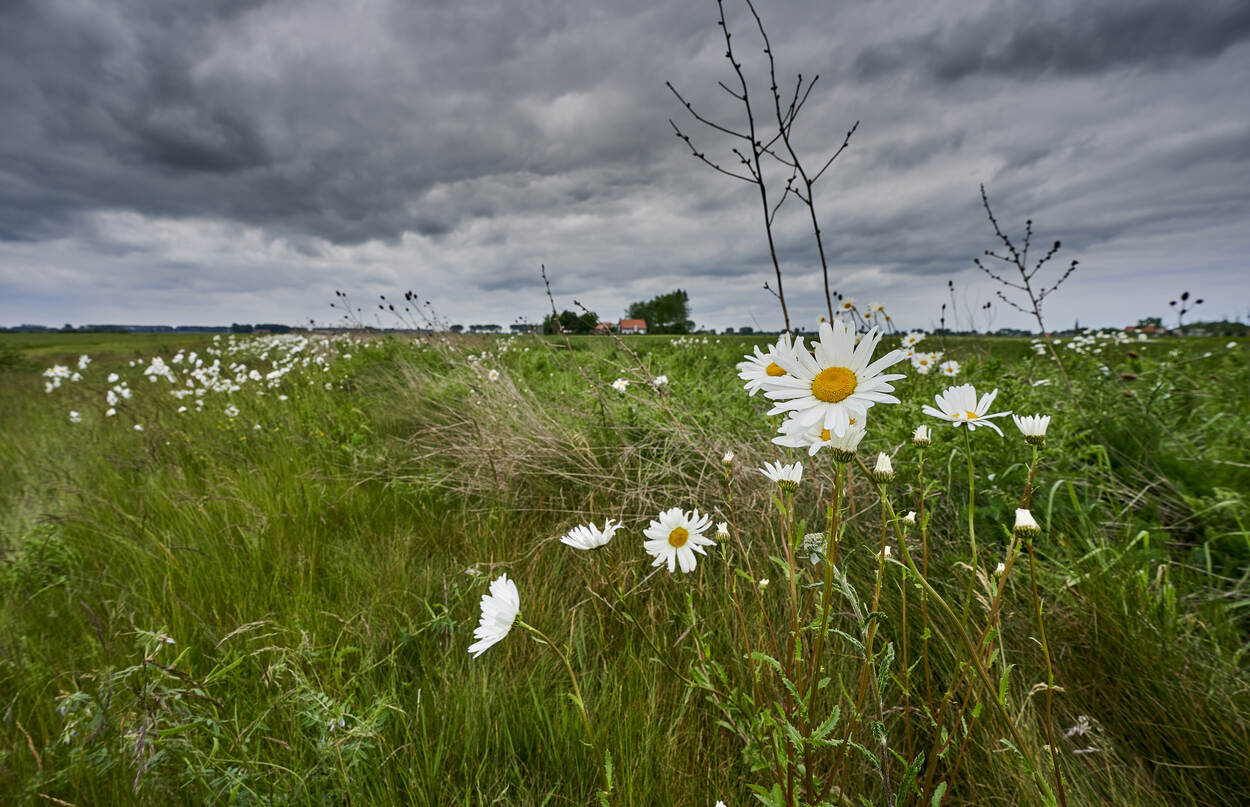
{"left": 912, "top": 352, "right": 941, "bottom": 375}
{"left": 611, "top": 378, "right": 629, "bottom": 393}
{"left": 68, "top": 410, "right": 82, "bottom": 423}
{"left": 488, "top": 369, "right": 500, "bottom": 382}
{"left": 559, "top": 519, "right": 621, "bottom": 551}
{"left": 77, "top": 355, "right": 91, "bottom": 369}
{"left": 133, "top": 424, "right": 144, "bottom": 432}
{"left": 759, "top": 460, "right": 803, "bottom": 491}
{"left": 772, "top": 416, "right": 866, "bottom": 459}
{"left": 225, "top": 404, "right": 240, "bottom": 417}
{"left": 1012, "top": 413, "right": 1051, "bottom": 446}
{"left": 764, "top": 320, "right": 907, "bottom": 438}
{"left": 652, "top": 374, "right": 668, "bottom": 387}
{"left": 1226, "top": 341, "right": 1237, "bottom": 350}
{"left": 737, "top": 332, "right": 802, "bottom": 397}
{"left": 468, "top": 573, "right": 520, "bottom": 658}
{"left": 107, "top": 372, "right": 120, "bottom": 383}
{"left": 642, "top": 507, "right": 715, "bottom": 574}
{"left": 939, "top": 359, "right": 960, "bottom": 377}
{"left": 902, "top": 331, "right": 926, "bottom": 348}
{"left": 922, "top": 384, "right": 1011, "bottom": 436}
{"left": 105, "top": 408, "right": 116, "bottom": 417}
{"left": 837, "top": 297, "right": 858, "bottom": 313}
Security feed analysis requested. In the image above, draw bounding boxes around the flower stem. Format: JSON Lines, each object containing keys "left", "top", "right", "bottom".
{"left": 518, "top": 621, "right": 601, "bottom": 783}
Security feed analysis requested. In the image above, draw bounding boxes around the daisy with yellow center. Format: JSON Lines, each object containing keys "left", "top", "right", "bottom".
{"left": 765, "top": 320, "right": 907, "bottom": 437}
{"left": 737, "top": 332, "right": 803, "bottom": 397}
{"left": 642, "top": 507, "right": 716, "bottom": 573}
{"left": 773, "top": 416, "right": 866, "bottom": 459}
{"left": 922, "top": 383, "right": 1012, "bottom": 435}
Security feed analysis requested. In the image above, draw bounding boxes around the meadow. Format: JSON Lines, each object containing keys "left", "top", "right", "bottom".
{"left": 1, "top": 327, "right": 1248, "bottom": 806}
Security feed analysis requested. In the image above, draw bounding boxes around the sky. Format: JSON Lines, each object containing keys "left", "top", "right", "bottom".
{"left": 2, "top": 0, "right": 1248, "bottom": 333}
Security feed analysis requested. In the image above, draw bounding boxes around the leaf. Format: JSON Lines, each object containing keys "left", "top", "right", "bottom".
{"left": 998, "top": 663, "right": 1016, "bottom": 706}
{"left": 931, "top": 781, "right": 948, "bottom": 806}
{"left": 811, "top": 706, "right": 841, "bottom": 742}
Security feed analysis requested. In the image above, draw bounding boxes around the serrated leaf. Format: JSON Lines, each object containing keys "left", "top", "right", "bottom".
{"left": 998, "top": 663, "right": 1015, "bottom": 706}
{"left": 931, "top": 781, "right": 947, "bottom": 806}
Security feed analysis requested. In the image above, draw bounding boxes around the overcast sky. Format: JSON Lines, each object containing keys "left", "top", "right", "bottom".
{"left": 2, "top": 0, "right": 1248, "bottom": 332}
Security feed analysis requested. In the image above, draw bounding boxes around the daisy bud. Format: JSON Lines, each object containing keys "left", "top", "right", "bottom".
{"left": 1012, "top": 413, "right": 1050, "bottom": 447}
{"left": 1014, "top": 508, "right": 1041, "bottom": 540}
{"left": 878, "top": 545, "right": 893, "bottom": 560}
{"left": 758, "top": 578, "right": 770, "bottom": 590}
{"left": 902, "top": 510, "right": 916, "bottom": 526}
{"left": 995, "top": 562, "right": 1006, "bottom": 576}
{"left": 716, "top": 521, "right": 730, "bottom": 540}
{"left": 913, "top": 424, "right": 931, "bottom": 448}
{"left": 722, "top": 450, "right": 734, "bottom": 467}
{"left": 872, "top": 452, "right": 895, "bottom": 483}
{"left": 760, "top": 461, "right": 802, "bottom": 492}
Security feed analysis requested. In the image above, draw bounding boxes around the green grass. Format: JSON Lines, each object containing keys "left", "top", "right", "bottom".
{"left": 1, "top": 330, "right": 1247, "bottom": 806}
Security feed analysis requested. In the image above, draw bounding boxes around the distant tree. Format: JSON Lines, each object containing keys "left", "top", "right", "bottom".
{"left": 738, "top": 326, "right": 754, "bottom": 335}
{"left": 542, "top": 310, "right": 598, "bottom": 334}
{"left": 231, "top": 323, "right": 254, "bottom": 333}
{"left": 1135, "top": 316, "right": 1162, "bottom": 329}
{"left": 722, "top": 327, "right": 735, "bottom": 334}
{"left": 626, "top": 289, "right": 693, "bottom": 334}
{"left": 449, "top": 324, "right": 464, "bottom": 334}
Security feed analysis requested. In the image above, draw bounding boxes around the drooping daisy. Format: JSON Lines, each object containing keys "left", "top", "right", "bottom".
{"left": 759, "top": 460, "right": 803, "bottom": 490}
{"left": 939, "top": 359, "right": 960, "bottom": 377}
{"left": 737, "top": 332, "right": 803, "bottom": 397}
{"left": 772, "top": 417, "right": 866, "bottom": 459}
{"left": 559, "top": 519, "right": 621, "bottom": 550}
{"left": 1012, "top": 413, "right": 1050, "bottom": 445}
{"left": 922, "top": 384, "right": 1011, "bottom": 435}
{"left": 642, "top": 507, "right": 715, "bottom": 574}
{"left": 1014, "top": 508, "right": 1040, "bottom": 538}
{"left": 764, "top": 320, "right": 907, "bottom": 437}
{"left": 468, "top": 573, "right": 520, "bottom": 658}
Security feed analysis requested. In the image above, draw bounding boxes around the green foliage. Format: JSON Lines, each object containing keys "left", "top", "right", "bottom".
{"left": 542, "top": 309, "right": 599, "bottom": 334}
{"left": 626, "top": 289, "right": 694, "bottom": 334}
{"left": 0, "top": 330, "right": 1246, "bottom": 805}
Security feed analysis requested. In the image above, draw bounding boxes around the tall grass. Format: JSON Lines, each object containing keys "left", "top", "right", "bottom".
{"left": 1, "top": 331, "right": 1246, "bottom": 805}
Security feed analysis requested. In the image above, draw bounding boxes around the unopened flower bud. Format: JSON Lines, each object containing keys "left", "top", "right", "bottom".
{"left": 913, "top": 424, "right": 931, "bottom": 448}
{"left": 758, "top": 578, "right": 770, "bottom": 590}
{"left": 995, "top": 562, "right": 1006, "bottom": 576}
{"left": 902, "top": 511, "right": 916, "bottom": 526}
{"left": 1014, "top": 508, "right": 1041, "bottom": 539}
{"left": 716, "top": 521, "right": 730, "bottom": 540}
{"left": 872, "top": 452, "right": 895, "bottom": 483}
{"left": 722, "top": 450, "right": 734, "bottom": 466}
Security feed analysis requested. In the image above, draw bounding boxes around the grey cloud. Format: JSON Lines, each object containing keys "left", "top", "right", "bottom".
{"left": 853, "top": 0, "right": 1250, "bottom": 83}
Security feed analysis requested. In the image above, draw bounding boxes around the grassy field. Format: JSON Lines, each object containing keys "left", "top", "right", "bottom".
{"left": 1, "top": 329, "right": 1247, "bottom": 806}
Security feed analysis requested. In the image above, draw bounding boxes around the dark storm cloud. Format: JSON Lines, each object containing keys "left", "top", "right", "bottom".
{"left": 852, "top": 0, "right": 1250, "bottom": 82}
{"left": 0, "top": 0, "right": 1247, "bottom": 330}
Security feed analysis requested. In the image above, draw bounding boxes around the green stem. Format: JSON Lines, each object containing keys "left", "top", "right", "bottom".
{"left": 1028, "top": 541, "right": 1068, "bottom": 807}
{"left": 959, "top": 428, "right": 978, "bottom": 628}
{"left": 518, "top": 621, "right": 601, "bottom": 780}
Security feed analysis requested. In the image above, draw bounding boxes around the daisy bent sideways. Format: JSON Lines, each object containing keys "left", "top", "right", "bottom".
{"left": 765, "top": 320, "right": 907, "bottom": 437}
{"left": 923, "top": 384, "right": 1012, "bottom": 435}
{"left": 559, "top": 519, "right": 621, "bottom": 550}
{"left": 468, "top": 574, "right": 520, "bottom": 658}
{"left": 643, "top": 507, "right": 716, "bottom": 573}
{"left": 737, "top": 332, "right": 802, "bottom": 397}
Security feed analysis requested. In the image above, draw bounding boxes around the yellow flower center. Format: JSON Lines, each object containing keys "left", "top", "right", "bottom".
{"left": 765, "top": 362, "right": 786, "bottom": 377}
{"left": 811, "top": 367, "right": 857, "bottom": 403}
{"left": 965, "top": 411, "right": 979, "bottom": 419}
{"left": 819, "top": 417, "right": 855, "bottom": 442}
{"left": 668, "top": 527, "right": 690, "bottom": 548}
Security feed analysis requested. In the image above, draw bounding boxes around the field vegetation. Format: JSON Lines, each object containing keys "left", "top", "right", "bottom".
{"left": 1, "top": 327, "right": 1247, "bottom": 806}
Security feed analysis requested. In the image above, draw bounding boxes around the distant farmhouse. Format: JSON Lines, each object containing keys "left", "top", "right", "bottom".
{"left": 595, "top": 319, "right": 647, "bottom": 335}
{"left": 468, "top": 324, "right": 502, "bottom": 334}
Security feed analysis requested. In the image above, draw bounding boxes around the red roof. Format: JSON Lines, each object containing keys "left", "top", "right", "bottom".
{"left": 619, "top": 319, "right": 646, "bottom": 329}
